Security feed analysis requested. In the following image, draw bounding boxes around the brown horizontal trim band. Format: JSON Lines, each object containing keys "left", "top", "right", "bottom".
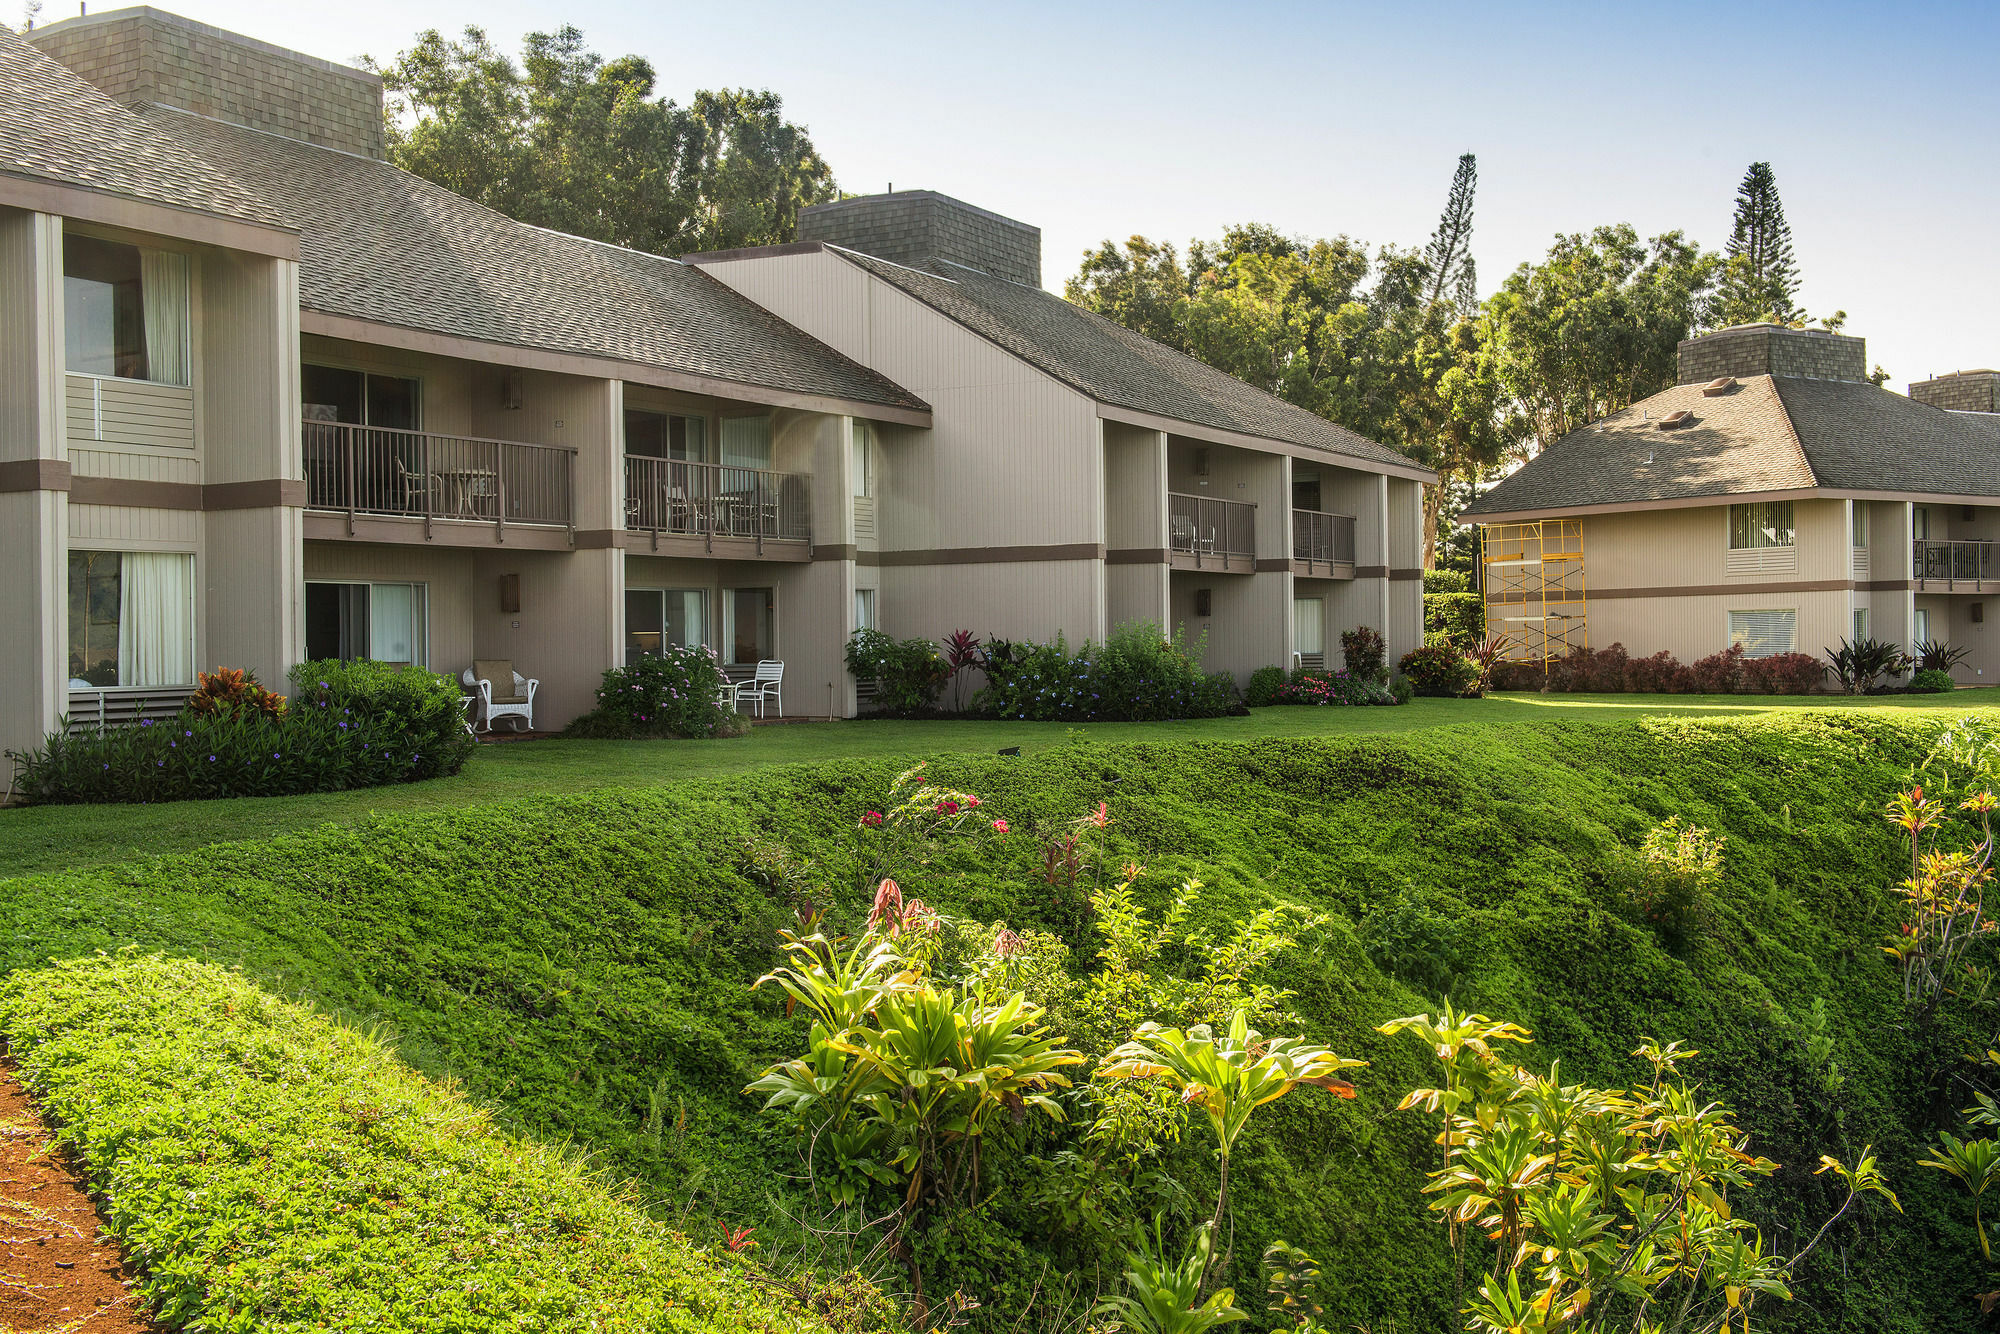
{"left": 863, "top": 543, "right": 1107, "bottom": 567}
{"left": 1913, "top": 581, "right": 1998, "bottom": 593}
{"left": 1106, "top": 547, "right": 1168, "bottom": 565}
{"left": 1291, "top": 559, "right": 1356, "bottom": 579}
{"left": 1588, "top": 579, "right": 1858, "bottom": 600}
{"left": 0, "top": 459, "right": 72, "bottom": 493}
{"left": 300, "top": 311, "right": 934, "bottom": 428}
{"left": 69, "top": 476, "right": 308, "bottom": 510}
{"left": 1864, "top": 579, "right": 1916, "bottom": 591}
{"left": 813, "top": 544, "right": 859, "bottom": 562}
{"left": 301, "top": 511, "right": 574, "bottom": 551}
{"left": 617, "top": 531, "right": 811, "bottom": 561}
{"left": 0, "top": 172, "right": 301, "bottom": 260}
{"left": 1389, "top": 567, "right": 1424, "bottom": 581}
{"left": 1254, "top": 557, "right": 1291, "bottom": 572}
{"left": 1353, "top": 565, "right": 1389, "bottom": 578}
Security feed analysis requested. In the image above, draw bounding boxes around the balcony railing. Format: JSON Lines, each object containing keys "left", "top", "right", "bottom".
{"left": 1915, "top": 538, "right": 1998, "bottom": 585}
{"left": 625, "top": 456, "right": 811, "bottom": 551}
{"left": 1168, "top": 492, "right": 1256, "bottom": 568}
{"left": 1292, "top": 508, "right": 1357, "bottom": 567}
{"left": 305, "top": 422, "right": 575, "bottom": 538}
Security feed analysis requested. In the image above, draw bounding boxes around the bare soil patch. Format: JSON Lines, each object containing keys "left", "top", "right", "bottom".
{"left": 0, "top": 1060, "right": 154, "bottom": 1333}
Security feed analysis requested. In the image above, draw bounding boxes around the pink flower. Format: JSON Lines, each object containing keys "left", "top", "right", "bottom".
{"left": 936, "top": 799, "right": 960, "bottom": 815}
{"left": 964, "top": 795, "right": 982, "bottom": 808}
{"left": 860, "top": 810, "right": 884, "bottom": 828}
{"left": 902, "top": 899, "right": 940, "bottom": 935}
{"left": 992, "top": 818, "right": 1010, "bottom": 834}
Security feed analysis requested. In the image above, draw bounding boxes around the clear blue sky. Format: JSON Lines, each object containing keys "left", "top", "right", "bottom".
{"left": 39, "top": 0, "right": 2000, "bottom": 386}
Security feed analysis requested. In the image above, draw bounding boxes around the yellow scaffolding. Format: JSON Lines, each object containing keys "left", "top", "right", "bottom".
{"left": 1480, "top": 520, "right": 1587, "bottom": 667}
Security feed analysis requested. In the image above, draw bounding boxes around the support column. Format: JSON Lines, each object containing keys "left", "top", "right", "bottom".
{"left": 1103, "top": 422, "right": 1169, "bottom": 634}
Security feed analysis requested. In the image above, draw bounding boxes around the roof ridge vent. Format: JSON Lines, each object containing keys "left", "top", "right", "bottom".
{"left": 1656, "top": 409, "right": 1694, "bottom": 430}
{"left": 1701, "top": 376, "right": 1737, "bottom": 397}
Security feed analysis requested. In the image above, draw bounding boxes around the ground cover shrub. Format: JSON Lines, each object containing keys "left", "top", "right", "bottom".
{"left": 7, "top": 661, "right": 471, "bottom": 804}
{"left": 1494, "top": 643, "right": 1825, "bottom": 695}
{"left": 847, "top": 629, "right": 952, "bottom": 716}
{"left": 1245, "top": 665, "right": 1289, "bottom": 707}
{"left": 977, "top": 623, "right": 1235, "bottom": 722}
{"left": 1, "top": 710, "right": 1991, "bottom": 1331}
{"left": 0, "top": 953, "right": 881, "bottom": 1334}
{"left": 1340, "top": 626, "right": 1387, "bottom": 681}
{"left": 566, "top": 645, "right": 738, "bottom": 739}
{"left": 1397, "top": 643, "right": 1478, "bottom": 697}
{"left": 1911, "top": 667, "right": 1957, "bottom": 693}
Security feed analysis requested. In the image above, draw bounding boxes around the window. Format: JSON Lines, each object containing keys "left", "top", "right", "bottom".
{"left": 1854, "top": 608, "right": 1869, "bottom": 642}
{"left": 624, "top": 410, "right": 707, "bottom": 461}
{"left": 1728, "top": 501, "right": 1795, "bottom": 550}
{"left": 624, "top": 588, "right": 707, "bottom": 664}
{"left": 64, "top": 233, "right": 188, "bottom": 385}
{"left": 304, "top": 581, "right": 427, "bottom": 666}
{"left": 1915, "top": 608, "right": 1932, "bottom": 643}
{"left": 854, "top": 587, "right": 876, "bottom": 631}
{"left": 302, "top": 365, "right": 419, "bottom": 430}
{"left": 851, "top": 421, "right": 875, "bottom": 498}
{"left": 1293, "top": 596, "right": 1325, "bottom": 657}
{"left": 67, "top": 551, "right": 196, "bottom": 687}
{"left": 1727, "top": 609, "right": 1797, "bottom": 659}
{"left": 1851, "top": 504, "right": 1869, "bottom": 548}
{"left": 719, "top": 415, "right": 773, "bottom": 470}
{"left": 1292, "top": 474, "right": 1322, "bottom": 512}
{"left": 724, "top": 586, "right": 774, "bottom": 664}
{"left": 1914, "top": 506, "right": 1931, "bottom": 541}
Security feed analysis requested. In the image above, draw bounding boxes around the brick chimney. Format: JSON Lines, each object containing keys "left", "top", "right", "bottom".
{"left": 798, "top": 191, "right": 1041, "bottom": 287}
{"left": 28, "top": 7, "right": 384, "bottom": 160}
{"left": 1676, "top": 322, "right": 1868, "bottom": 385}
{"left": 1909, "top": 370, "right": 2000, "bottom": 413}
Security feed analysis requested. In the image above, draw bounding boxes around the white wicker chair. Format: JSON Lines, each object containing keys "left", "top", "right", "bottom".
{"left": 735, "top": 659, "right": 785, "bottom": 718}
{"left": 462, "top": 660, "right": 538, "bottom": 733}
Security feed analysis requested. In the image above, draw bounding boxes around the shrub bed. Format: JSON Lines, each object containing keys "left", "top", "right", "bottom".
{"left": 845, "top": 629, "right": 952, "bottom": 716}
{"left": 977, "top": 622, "right": 1236, "bottom": 721}
{"left": 0, "top": 953, "right": 874, "bottom": 1334}
{"left": 1492, "top": 643, "right": 1827, "bottom": 694}
{"left": 565, "top": 646, "right": 739, "bottom": 739}
{"left": 1254, "top": 667, "right": 1398, "bottom": 706}
{"left": 1398, "top": 643, "right": 1479, "bottom": 697}
{"left": 1422, "top": 590, "right": 1484, "bottom": 650}
{"left": 7, "top": 661, "right": 473, "bottom": 804}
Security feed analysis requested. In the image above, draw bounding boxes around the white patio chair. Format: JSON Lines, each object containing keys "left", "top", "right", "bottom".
{"left": 736, "top": 659, "right": 785, "bottom": 718}
{"left": 463, "top": 659, "right": 538, "bottom": 733}
{"left": 708, "top": 646, "right": 746, "bottom": 712}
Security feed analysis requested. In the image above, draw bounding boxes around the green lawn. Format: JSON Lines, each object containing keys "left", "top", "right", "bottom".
{"left": 4, "top": 688, "right": 1994, "bottom": 876}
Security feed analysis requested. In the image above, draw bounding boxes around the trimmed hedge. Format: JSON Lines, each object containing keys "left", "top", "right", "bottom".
{"left": 1494, "top": 643, "right": 1826, "bottom": 695}
{"left": 0, "top": 953, "right": 875, "bottom": 1334}
{"left": 1, "top": 712, "right": 1990, "bottom": 1330}
{"left": 1422, "top": 590, "right": 1485, "bottom": 649}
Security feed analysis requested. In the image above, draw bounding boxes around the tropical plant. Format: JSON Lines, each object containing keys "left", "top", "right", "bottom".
{"left": 941, "top": 628, "right": 981, "bottom": 713}
{"left": 186, "top": 665, "right": 286, "bottom": 719}
{"left": 1098, "top": 1009, "right": 1364, "bottom": 1242}
{"left": 1629, "top": 815, "right": 1726, "bottom": 942}
{"left": 1825, "top": 636, "right": 1908, "bottom": 693}
{"left": 1399, "top": 643, "right": 1479, "bottom": 698}
{"left": 1094, "top": 1217, "right": 1246, "bottom": 1334}
{"left": 1916, "top": 638, "right": 1973, "bottom": 673}
{"left": 845, "top": 628, "right": 950, "bottom": 715}
{"left": 1882, "top": 781, "right": 1995, "bottom": 1009}
{"left": 1341, "top": 625, "right": 1388, "bottom": 681}
{"left": 1922, "top": 1130, "right": 2000, "bottom": 1261}
{"left": 564, "top": 644, "right": 733, "bottom": 738}
{"left": 1263, "top": 1239, "right": 1327, "bottom": 1330}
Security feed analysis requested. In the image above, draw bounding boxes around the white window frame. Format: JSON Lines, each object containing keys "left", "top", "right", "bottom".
{"left": 1915, "top": 607, "right": 1932, "bottom": 644}
{"left": 1727, "top": 608, "right": 1798, "bottom": 659}
{"left": 851, "top": 422, "right": 875, "bottom": 498}
{"left": 623, "top": 587, "right": 709, "bottom": 664}
{"left": 67, "top": 548, "right": 198, "bottom": 689}
{"left": 1853, "top": 607, "right": 1869, "bottom": 642}
{"left": 1913, "top": 506, "right": 1931, "bottom": 541}
{"left": 1851, "top": 503, "right": 1869, "bottom": 548}
{"left": 304, "top": 579, "right": 429, "bottom": 667}
{"left": 722, "top": 585, "right": 777, "bottom": 666}
{"left": 854, "top": 586, "right": 877, "bottom": 631}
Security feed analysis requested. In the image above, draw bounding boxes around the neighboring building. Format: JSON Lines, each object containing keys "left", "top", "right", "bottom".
{"left": 1463, "top": 322, "right": 2000, "bottom": 684}
{"left": 0, "top": 8, "right": 1426, "bottom": 767}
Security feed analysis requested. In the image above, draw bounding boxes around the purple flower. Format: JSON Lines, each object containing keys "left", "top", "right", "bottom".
{"left": 273, "top": 752, "right": 281, "bottom": 759}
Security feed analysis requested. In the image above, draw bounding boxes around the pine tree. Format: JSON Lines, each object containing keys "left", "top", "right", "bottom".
{"left": 1720, "top": 161, "right": 1800, "bottom": 324}
{"left": 1422, "top": 153, "right": 1478, "bottom": 316}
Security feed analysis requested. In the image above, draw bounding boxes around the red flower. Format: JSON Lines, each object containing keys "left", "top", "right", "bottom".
{"left": 937, "top": 799, "right": 961, "bottom": 815}
{"left": 992, "top": 818, "right": 1010, "bottom": 834}
{"left": 860, "top": 810, "right": 884, "bottom": 828}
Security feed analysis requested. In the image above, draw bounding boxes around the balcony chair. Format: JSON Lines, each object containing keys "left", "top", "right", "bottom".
{"left": 1170, "top": 514, "right": 1216, "bottom": 556}
{"left": 463, "top": 659, "right": 538, "bottom": 733}
{"left": 736, "top": 659, "right": 785, "bottom": 718}
{"left": 394, "top": 458, "right": 438, "bottom": 515}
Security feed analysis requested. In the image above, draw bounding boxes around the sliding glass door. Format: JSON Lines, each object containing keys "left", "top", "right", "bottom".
{"left": 624, "top": 588, "right": 708, "bottom": 664}
{"left": 304, "top": 581, "right": 428, "bottom": 666}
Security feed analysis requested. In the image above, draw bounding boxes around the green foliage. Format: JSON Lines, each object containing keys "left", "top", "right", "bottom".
{"left": 188, "top": 664, "right": 287, "bottom": 718}
{"left": 0, "top": 952, "right": 884, "bottom": 1334}
{"left": 1916, "top": 640, "right": 1973, "bottom": 674}
{"left": 1625, "top": 815, "right": 1726, "bottom": 944}
{"left": 1720, "top": 162, "right": 1802, "bottom": 327}
{"left": 1096, "top": 1219, "right": 1246, "bottom": 1334}
{"left": 1424, "top": 569, "right": 1472, "bottom": 595}
{"left": 1273, "top": 669, "right": 1398, "bottom": 707}
{"left": 1341, "top": 626, "right": 1389, "bottom": 682}
{"left": 1246, "top": 666, "right": 1289, "bottom": 708}
{"left": 8, "top": 660, "right": 472, "bottom": 804}
{"left": 1912, "top": 668, "right": 1957, "bottom": 694}
{"left": 1399, "top": 643, "right": 1479, "bottom": 698}
{"left": 374, "top": 25, "right": 833, "bottom": 254}
{"left": 978, "top": 623, "right": 1236, "bottom": 722}
{"left": 1826, "top": 637, "right": 1909, "bottom": 694}
{"left": 847, "top": 628, "right": 952, "bottom": 716}
{"left": 1424, "top": 591, "right": 1486, "bottom": 650}
{"left": 567, "top": 644, "right": 736, "bottom": 738}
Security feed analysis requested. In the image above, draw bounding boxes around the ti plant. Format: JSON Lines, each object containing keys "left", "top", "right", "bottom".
{"left": 1093, "top": 1216, "right": 1246, "bottom": 1334}
{"left": 1883, "top": 716, "right": 2000, "bottom": 1012}
{"left": 1379, "top": 1010, "right": 1898, "bottom": 1334}
{"left": 1097, "top": 1008, "right": 1365, "bottom": 1247}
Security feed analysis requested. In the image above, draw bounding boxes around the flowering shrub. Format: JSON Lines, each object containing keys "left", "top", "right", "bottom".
{"left": 1340, "top": 626, "right": 1388, "bottom": 681}
{"left": 845, "top": 629, "right": 951, "bottom": 716}
{"left": 1273, "top": 669, "right": 1397, "bottom": 707}
{"left": 9, "top": 660, "right": 471, "bottom": 804}
{"left": 1492, "top": 643, "right": 1825, "bottom": 695}
{"left": 1397, "top": 644, "right": 1479, "bottom": 698}
{"left": 978, "top": 622, "right": 1235, "bottom": 722}
{"left": 566, "top": 645, "right": 736, "bottom": 739}
{"left": 187, "top": 666, "right": 286, "bottom": 719}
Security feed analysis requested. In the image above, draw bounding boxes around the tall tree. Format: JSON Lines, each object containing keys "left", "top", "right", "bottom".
{"left": 1718, "top": 161, "right": 1801, "bottom": 325}
{"left": 1421, "top": 153, "right": 1479, "bottom": 316}
{"left": 372, "top": 26, "right": 834, "bottom": 255}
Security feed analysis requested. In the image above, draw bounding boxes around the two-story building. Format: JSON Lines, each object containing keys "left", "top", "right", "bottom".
{"left": 1, "top": 8, "right": 1428, "bottom": 767}
{"left": 1464, "top": 322, "right": 2000, "bottom": 684}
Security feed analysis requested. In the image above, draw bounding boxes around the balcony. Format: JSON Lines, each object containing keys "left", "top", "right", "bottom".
{"left": 1292, "top": 508, "right": 1357, "bottom": 576}
{"left": 1168, "top": 492, "right": 1255, "bottom": 571}
{"left": 625, "top": 457, "right": 811, "bottom": 556}
{"left": 1914, "top": 539, "right": 1999, "bottom": 588}
{"left": 305, "top": 422, "right": 575, "bottom": 540}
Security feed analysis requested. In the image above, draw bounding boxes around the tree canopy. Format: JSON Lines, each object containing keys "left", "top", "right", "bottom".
{"left": 371, "top": 26, "right": 835, "bottom": 255}
{"left": 1718, "top": 160, "right": 1801, "bottom": 326}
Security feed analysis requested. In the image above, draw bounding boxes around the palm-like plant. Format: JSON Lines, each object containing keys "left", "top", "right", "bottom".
{"left": 1922, "top": 1132, "right": 2000, "bottom": 1259}
{"left": 1099, "top": 1007, "right": 1365, "bottom": 1238}
{"left": 1094, "top": 1217, "right": 1246, "bottom": 1334}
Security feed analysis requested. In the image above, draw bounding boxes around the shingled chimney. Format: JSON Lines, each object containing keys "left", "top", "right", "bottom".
{"left": 1676, "top": 322, "right": 1868, "bottom": 385}
{"left": 1909, "top": 370, "right": 2000, "bottom": 413}
{"left": 798, "top": 191, "right": 1042, "bottom": 287}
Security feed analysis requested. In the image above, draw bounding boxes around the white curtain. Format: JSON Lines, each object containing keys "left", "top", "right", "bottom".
{"left": 369, "top": 583, "right": 420, "bottom": 665}
{"left": 1293, "top": 598, "right": 1325, "bottom": 656}
{"left": 117, "top": 553, "right": 195, "bottom": 687}
{"left": 139, "top": 248, "right": 189, "bottom": 386}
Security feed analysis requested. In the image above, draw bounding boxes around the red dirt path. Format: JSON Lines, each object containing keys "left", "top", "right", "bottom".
{"left": 0, "top": 1060, "right": 156, "bottom": 1333}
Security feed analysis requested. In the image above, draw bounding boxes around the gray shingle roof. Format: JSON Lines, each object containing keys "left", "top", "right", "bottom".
{"left": 131, "top": 105, "right": 927, "bottom": 413}
{"left": 827, "top": 249, "right": 1421, "bottom": 471}
{"left": 0, "top": 27, "right": 288, "bottom": 229}
{"left": 1465, "top": 374, "right": 2000, "bottom": 516}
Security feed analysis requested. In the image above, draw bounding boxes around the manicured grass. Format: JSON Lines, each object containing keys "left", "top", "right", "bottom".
{"left": 2, "top": 689, "right": 1992, "bottom": 875}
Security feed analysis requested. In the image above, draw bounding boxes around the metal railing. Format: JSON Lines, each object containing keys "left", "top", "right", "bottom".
{"left": 305, "top": 422, "right": 575, "bottom": 539}
{"left": 1914, "top": 539, "right": 1997, "bottom": 585}
{"left": 1167, "top": 492, "right": 1255, "bottom": 568}
{"left": 1292, "top": 508, "right": 1357, "bottom": 566}
{"left": 624, "top": 457, "right": 811, "bottom": 552}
